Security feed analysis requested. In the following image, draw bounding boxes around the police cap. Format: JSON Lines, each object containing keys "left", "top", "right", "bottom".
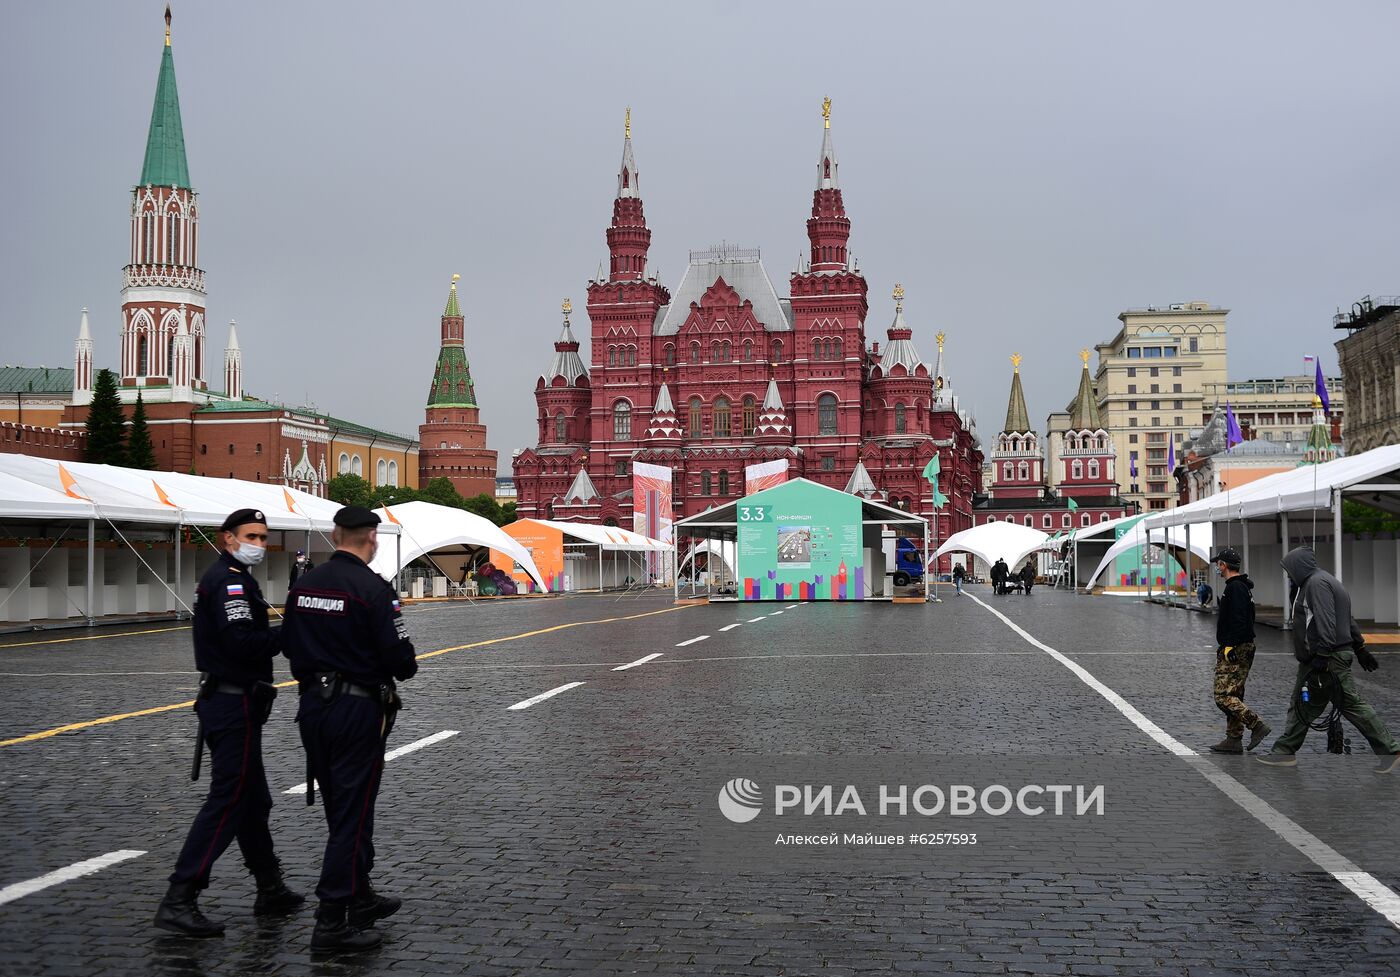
{"left": 1211, "top": 547, "right": 1242, "bottom": 569}
{"left": 334, "top": 505, "right": 381, "bottom": 530}
{"left": 220, "top": 508, "right": 267, "bottom": 532}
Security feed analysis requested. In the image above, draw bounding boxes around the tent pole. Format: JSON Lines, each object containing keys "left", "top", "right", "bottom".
{"left": 1332, "top": 487, "right": 1343, "bottom": 582}
{"left": 174, "top": 522, "right": 183, "bottom": 619}
{"left": 1184, "top": 523, "right": 1192, "bottom": 605}
{"left": 1146, "top": 526, "right": 1153, "bottom": 602}
{"left": 1280, "top": 512, "right": 1291, "bottom": 630}
{"left": 1241, "top": 520, "right": 1250, "bottom": 580}
{"left": 599, "top": 545, "right": 604, "bottom": 593}
{"left": 672, "top": 538, "right": 679, "bottom": 601}
{"left": 86, "top": 519, "right": 95, "bottom": 626}
{"left": 923, "top": 528, "right": 930, "bottom": 602}
{"left": 395, "top": 530, "right": 402, "bottom": 596}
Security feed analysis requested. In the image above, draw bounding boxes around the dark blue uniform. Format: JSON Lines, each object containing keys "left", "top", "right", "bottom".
{"left": 169, "top": 553, "right": 282, "bottom": 888}
{"left": 282, "top": 551, "right": 417, "bottom": 903}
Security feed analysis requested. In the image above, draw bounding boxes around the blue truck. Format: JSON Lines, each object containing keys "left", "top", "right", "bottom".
{"left": 887, "top": 536, "right": 926, "bottom": 587}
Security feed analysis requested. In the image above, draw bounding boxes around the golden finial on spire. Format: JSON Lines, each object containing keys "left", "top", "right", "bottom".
{"left": 625, "top": 107, "right": 631, "bottom": 138}
{"left": 164, "top": 4, "right": 172, "bottom": 46}
{"left": 936, "top": 331, "right": 946, "bottom": 350}
{"left": 822, "top": 96, "right": 832, "bottom": 129}
{"left": 1011, "top": 353, "right": 1023, "bottom": 373}
{"left": 892, "top": 283, "right": 904, "bottom": 309}
{"left": 1079, "top": 347, "right": 1090, "bottom": 366}
{"left": 450, "top": 273, "right": 460, "bottom": 289}
{"left": 562, "top": 298, "right": 572, "bottom": 319}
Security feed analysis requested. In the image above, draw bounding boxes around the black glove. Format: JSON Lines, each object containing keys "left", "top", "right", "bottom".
{"left": 1356, "top": 645, "right": 1380, "bottom": 672}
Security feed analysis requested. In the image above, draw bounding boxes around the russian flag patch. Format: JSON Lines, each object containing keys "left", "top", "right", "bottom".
{"left": 227, "top": 583, "right": 245, "bottom": 596}
{"left": 391, "top": 599, "right": 401, "bottom": 612}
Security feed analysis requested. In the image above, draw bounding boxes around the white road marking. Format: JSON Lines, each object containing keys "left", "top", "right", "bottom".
{"left": 0, "top": 850, "right": 146, "bottom": 906}
{"left": 676, "top": 636, "right": 709, "bottom": 647}
{"left": 507, "top": 682, "right": 585, "bottom": 711}
{"left": 786, "top": 604, "right": 800, "bottom": 609}
{"left": 747, "top": 616, "right": 767, "bottom": 623}
{"left": 768, "top": 611, "right": 784, "bottom": 616}
{"left": 718, "top": 623, "right": 744, "bottom": 632}
{"left": 613, "top": 653, "right": 663, "bottom": 671}
{"left": 965, "top": 590, "right": 1400, "bottom": 930}
{"left": 285, "top": 730, "right": 461, "bottom": 795}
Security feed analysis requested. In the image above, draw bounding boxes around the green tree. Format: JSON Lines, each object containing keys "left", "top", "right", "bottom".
{"left": 125, "top": 392, "right": 157, "bottom": 470}
{"left": 1343, "top": 499, "right": 1400, "bottom": 536}
{"left": 461, "top": 492, "right": 503, "bottom": 524}
{"left": 421, "top": 477, "right": 465, "bottom": 509}
{"left": 327, "top": 473, "right": 373, "bottom": 507}
{"left": 498, "top": 501, "right": 517, "bottom": 526}
{"left": 84, "top": 368, "right": 126, "bottom": 465}
{"left": 370, "top": 484, "right": 419, "bottom": 509}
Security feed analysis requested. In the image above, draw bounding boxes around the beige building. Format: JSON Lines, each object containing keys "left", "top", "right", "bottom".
{"left": 1093, "top": 301, "right": 1228, "bottom": 511}
{"left": 1201, "top": 374, "right": 1344, "bottom": 448}
{"left": 1335, "top": 295, "right": 1400, "bottom": 453}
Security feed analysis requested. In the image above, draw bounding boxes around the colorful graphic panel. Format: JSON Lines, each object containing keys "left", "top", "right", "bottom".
{"left": 744, "top": 458, "right": 789, "bottom": 495}
{"left": 736, "top": 479, "right": 863, "bottom": 601}
{"left": 632, "top": 461, "right": 674, "bottom": 582}
{"left": 490, "top": 520, "right": 565, "bottom": 593}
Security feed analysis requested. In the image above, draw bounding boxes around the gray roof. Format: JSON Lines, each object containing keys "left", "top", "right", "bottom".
{"left": 0, "top": 365, "right": 75, "bottom": 394}
{"left": 654, "top": 247, "right": 793, "bottom": 336}
{"left": 542, "top": 319, "right": 589, "bottom": 386}
{"left": 878, "top": 305, "right": 925, "bottom": 375}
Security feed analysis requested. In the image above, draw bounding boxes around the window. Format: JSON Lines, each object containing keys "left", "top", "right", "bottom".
{"left": 1024, "top": 516, "right": 1033, "bottom": 527}
{"left": 1173, "top": 400, "right": 1183, "bottom": 410}
{"left": 1062, "top": 514, "right": 1071, "bottom": 528}
{"left": 1100, "top": 513, "right": 1110, "bottom": 523}
{"left": 1172, "top": 384, "right": 1182, "bottom": 393}
{"left": 1152, "top": 417, "right": 1160, "bottom": 426}
{"left": 1128, "top": 348, "right": 1141, "bottom": 358}
{"left": 701, "top": 470, "right": 712, "bottom": 495}
{"left": 772, "top": 339, "right": 783, "bottom": 363}
{"left": 1174, "top": 416, "right": 1183, "bottom": 426}
{"left": 1081, "top": 514, "right": 1091, "bottom": 527}
{"left": 137, "top": 336, "right": 148, "bottom": 375}
{"left": 351, "top": 455, "right": 362, "bottom": 476}
{"left": 388, "top": 461, "right": 398, "bottom": 486}
{"left": 1128, "top": 384, "right": 1137, "bottom": 394}
{"left": 612, "top": 401, "right": 632, "bottom": 440}
{"left": 1127, "top": 401, "right": 1137, "bottom": 410}
{"left": 688, "top": 397, "right": 702, "bottom": 437}
{"left": 1017, "top": 462, "right": 1029, "bottom": 480}
{"left": 1072, "top": 460, "right": 1083, "bottom": 479}
{"left": 555, "top": 411, "right": 567, "bottom": 441}
{"left": 1003, "top": 462, "right": 1014, "bottom": 480}
{"left": 719, "top": 470, "right": 730, "bottom": 495}
{"left": 1129, "top": 434, "right": 1138, "bottom": 443}
{"left": 1150, "top": 367, "right": 1159, "bottom": 378}
{"left": 817, "top": 393, "right": 838, "bottom": 434}
{"left": 255, "top": 443, "right": 262, "bottom": 455}
{"left": 742, "top": 396, "right": 757, "bottom": 436}
{"left": 1151, "top": 400, "right": 1160, "bottom": 411}
{"left": 1127, "top": 368, "right": 1136, "bottom": 377}
{"left": 1173, "top": 367, "right": 1182, "bottom": 377}
{"left": 608, "top": 347, "right": 617, "bottom": 367}
{"left": 1144, "top": 347, "right": 1162, "bottom": 358}
{"left": 1129, "top": 417, "right": 1138, "bottom": 427}
{"left": 1088, "top": 459, "right": 1099, "bottom": 479}
{"left": 338, "top": 452, "right": 350, "bottom": 474}
{"left": 689, "top": 342, "right": 700, "bottom": 364}
{"left": 228, "top": 443, "right": 235, "bottom": 455}
{"left": 1043, "top": 515, "right": 1052, "bottom": 528}
{"left": 376, "top": 459, "right": 386, "bottom": 485}
{"left": 1189, "top": 338, "right": 1198, "bottom": 353}
{"left": 713, "top": 397, "right": 731, "bottom": 437}
{"left": 821, "top": 455, "right": 835, "bottom": 472}
{"left": 616, "top": 459, "right": 628, "bottom": 477}
{"left": 743, "top": 340, "right": 753, "bottom": 362}
{"left": 664, "top": 344, "right": 675, "bottom": 366}
{"left": 1163, "top": 347, "right": 1177, "bottom": 357}
{"left": 894, "top": 402, "right": 906, "bottom": 433}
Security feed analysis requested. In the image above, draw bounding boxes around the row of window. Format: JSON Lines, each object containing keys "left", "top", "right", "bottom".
{"left": 1126, "top": 366, "right": 1182, "bottom": 378}
{"left": 199, "top": 442, "right": 263, "bottom": 456}
{"left": 1125, "top": 342, "right": 1191, "bottom": 358}
{"left": 1125, "top": 398, "right": 1184, "bottom": 409}
{"left": 662, "top": 339, "right": 786, "bottom": 366}
{"left": 136, "top": 208, "right": 196, "bottom": 266}
{"left": 132, "top": 333, "right": 204, "bottom": 379}
{"left": 610, "top": 394, "right": 841, "bottom": 439}
{"left": 336, "top": 452, "right": 399, "bottom": 487}
{"left": 985, "top": 512, "right": 1110, "bottom": 528}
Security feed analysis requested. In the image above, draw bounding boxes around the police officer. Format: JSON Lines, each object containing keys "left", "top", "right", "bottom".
{"left": 154, "top": 509, "right": 303, "bottom": 937}
{"left": 282, "top": 505, "right": 417, "bottom": 951}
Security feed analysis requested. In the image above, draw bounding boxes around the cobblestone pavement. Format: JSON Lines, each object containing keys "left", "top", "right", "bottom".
{"left": 2, "top": 587, "right": 1400, "bottom": 976}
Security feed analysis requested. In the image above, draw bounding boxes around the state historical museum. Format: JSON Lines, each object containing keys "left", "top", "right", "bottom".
{"left": 512, "top": 104, "right": 983, "bottom": 540}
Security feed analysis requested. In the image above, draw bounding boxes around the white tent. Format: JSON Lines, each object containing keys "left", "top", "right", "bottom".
{"left": 1085, "top": 522, "right": 1213, "bottom": 588}
{"left": 934, "top": 522, "right": 1049, "bottom": 569}
{"left": 370, "top": 500, "right": 547, "bottom": 589}
{"left": 534, "top": 519, "right": 670, "bottom": 552}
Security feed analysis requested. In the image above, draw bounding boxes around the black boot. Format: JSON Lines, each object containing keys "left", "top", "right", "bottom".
{"left": 349, "top": 884, "right": 402, "bottom": 929}
{"left": 1209, "top": 735, "right": 1243, "bottom": 754}
{"left": 251, "top": 861, "right": 306, "bottom": 916}
{"left": 154, "top": 882, "right": 225, "bottom": 938}
{"left": 311, "top": 902, "right": 381, "bottom": 952}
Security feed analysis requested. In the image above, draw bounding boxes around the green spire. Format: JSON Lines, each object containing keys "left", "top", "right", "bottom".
{"left": 1069, "top": 360, "right": 1102, "bottom": 430}
{"left": 140, "top": 8, "right": 190, "bottom": 188}
{"left": 444, "top": 275, "right": 461, "bottom": 317}
{"left": 1003, "top": 355, "right": 1031, "bottom": 434}
{"left": 427, "top": 347, "right": 477, "bottom": 408}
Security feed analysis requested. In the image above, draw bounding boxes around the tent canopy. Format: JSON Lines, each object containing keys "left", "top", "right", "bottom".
{"left": 531, "top": 519, "right": 670, "bottom": 551}
{"left": 1140, "top": 444, "right": 1400, "bottom": 530}
{"left": 1086, "top": 522, "right": 1213, "bottom": 587}
{"left": 371, "top": 500, "right": 545, "bottom": 587}
{"left": 934, "top": 522, "right": 1049, "bottom": 568}
{"left": 0, "top": 456, "right": 353, "bottom": 532}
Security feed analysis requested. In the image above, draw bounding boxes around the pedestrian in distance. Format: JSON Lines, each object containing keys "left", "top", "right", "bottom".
{"left": 1207, "top": 547, "right": 1270, "bottom": 754}
{"left": 1259, "top": 546, "right": 1400, "bottom": 772}
{"left": 282, "top": 506, "right": 419, "bottom": 951}
{"left": 1019, "top": 560, "right": 1036, "bottom": 596}
{"left": 154, "top": 509, "right": 304, "bottom": 938}
{"left": 289, "top": 548, "right": 312, "bottom": 592}
{"left": 952, "top": 563, "right": 966, "bottom": 594}
{"left": 990, "top": 558, "right": 1009, "bottom": 595}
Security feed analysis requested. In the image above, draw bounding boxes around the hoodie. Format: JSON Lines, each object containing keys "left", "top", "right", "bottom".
{"left": 1281, "top": 546, "right": 1363, "bottom": 664}
{"left": 1216, "top": 572, "right": 1255, "bottom": 646}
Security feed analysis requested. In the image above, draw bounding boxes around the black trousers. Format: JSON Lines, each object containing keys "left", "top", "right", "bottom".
{"left": 298, "top": 693, "right": 388, "bottom": 903}
{"left": 169, "top": 693, "right": 276, "bottom": 887}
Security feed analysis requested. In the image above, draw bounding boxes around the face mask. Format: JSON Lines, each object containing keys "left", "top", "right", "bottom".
{"left": 231, "top": 542, "right": 266, "bottom": 567}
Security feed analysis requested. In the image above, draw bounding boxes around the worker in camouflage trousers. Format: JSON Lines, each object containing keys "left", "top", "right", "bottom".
{"left": 1209, "top": 547, "right": 1270, "bottom": 754}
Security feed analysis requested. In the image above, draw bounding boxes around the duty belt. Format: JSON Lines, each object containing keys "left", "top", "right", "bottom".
{"left": 299, "top": 673, "right": 377, "bottom": 699}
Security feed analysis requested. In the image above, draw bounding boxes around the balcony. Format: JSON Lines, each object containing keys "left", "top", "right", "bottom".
{"left": 1334, "top": 295, "right": 1400, "bottom": 331}
{"left": 122, "top": 264, "right": 207, "bottom": 292}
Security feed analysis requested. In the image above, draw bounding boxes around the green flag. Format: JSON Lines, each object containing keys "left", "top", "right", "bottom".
{"left": 921, "top": 455, "right": 941, "bottom": 483}
{"left": 929, "top": 473, "right": 949, "bottom": 509}
{"left": 1067, "top": 498, "right": 1079, "bottom": 511}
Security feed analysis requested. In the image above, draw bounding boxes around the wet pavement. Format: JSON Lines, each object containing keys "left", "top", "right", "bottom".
{"left": 2, "top": 587, "right": 1400, "bottom": 975}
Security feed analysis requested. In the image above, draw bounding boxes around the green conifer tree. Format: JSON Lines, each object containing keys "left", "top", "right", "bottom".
{"left": 125, "top": 392, "right": 157, "bottom": 470}
{"left": 84, "top": 368, "right": 126, "bottom": 465}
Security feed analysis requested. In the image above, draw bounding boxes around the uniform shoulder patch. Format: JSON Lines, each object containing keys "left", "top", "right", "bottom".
{"left": 227, "top": 582, "right": 245, "bottom": 597}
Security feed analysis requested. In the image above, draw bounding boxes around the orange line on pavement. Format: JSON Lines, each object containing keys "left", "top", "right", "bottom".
{"left": 0, "top": 603, "right": 696, "bottom": 748}
{"left": 0, "top": 625, "right": 191, "bottom": 650}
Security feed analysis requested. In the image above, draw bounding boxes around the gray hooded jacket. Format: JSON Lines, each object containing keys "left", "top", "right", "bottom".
{"left": 1282, "top": 547, "right": 1364, "bottom": 664}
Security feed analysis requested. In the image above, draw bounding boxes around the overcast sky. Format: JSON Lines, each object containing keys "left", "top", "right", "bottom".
{"left": 4, "top": 2, "right": 1398, "bottom": 473}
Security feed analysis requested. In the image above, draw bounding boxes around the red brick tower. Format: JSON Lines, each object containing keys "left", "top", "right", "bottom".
{"left": 1058, "top": 350, "right": 1118, "bottom": 501}
{"left": 990, "top": 354, "right": 1043, "bottom": 500}
{"left": 418, "top": 276, "right": 497, "bottom": 498}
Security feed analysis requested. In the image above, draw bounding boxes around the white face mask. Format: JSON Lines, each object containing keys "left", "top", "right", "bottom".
{"left": 231, "top": 541, "right": 266, "bottom": 567}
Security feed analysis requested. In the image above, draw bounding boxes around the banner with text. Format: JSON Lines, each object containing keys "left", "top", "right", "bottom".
{"left": 737, "top": 479, "right": 863, "bottom": 601}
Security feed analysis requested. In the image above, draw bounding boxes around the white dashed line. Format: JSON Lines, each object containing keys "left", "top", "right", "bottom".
{"left": 676, "top": 636, "right": 709, "bottom": 647}
{"left": 719, "top": 623, "right": 743, "bottom": 632}
{"left": 285, "top": 730, "right": 461, "bottom": 795}
{"left": 768, "top": 611, "right": 784, "bottom": 616}
{"left": 966, "top": 590, "right": 1400, "bottom": 930}
{"left": 786, "top": 604, "right": 800, "bottom": 609}
{"left": 507, "top": 682, "right": 585, "bottom": 711}
{"left": 0, "top": 850, "right": 146, "bottom": 906}
{"left": 614, "top": 653, "right": 663, "bottom": 671}
{"left": 747, "top": 616, "right": 766, "bottom": 623}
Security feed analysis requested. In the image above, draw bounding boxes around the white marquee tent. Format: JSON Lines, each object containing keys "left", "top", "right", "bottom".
{"left": 1084, "top": 522, "right": 1213, "bottom": 589}
{"left": 934, "top": 522, "right": 1050, "bottom": 571}
{"left": 370, "top": 501, "right": 547, "bottom": 589}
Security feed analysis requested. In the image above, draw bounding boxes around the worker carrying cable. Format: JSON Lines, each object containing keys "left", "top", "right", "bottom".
{"left": 1258, "top": 546, "right": 1400, "bottom": 772}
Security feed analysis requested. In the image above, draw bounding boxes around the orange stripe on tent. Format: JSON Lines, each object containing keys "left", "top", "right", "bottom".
{"left": 152, "top": 480, "right": 178, "bottom": 507}
{"left": 382, "top": 505, "right": 402, "bottom": 526}
{"left": 58, "top": 463, "right": 89, "bottom": 500}
{"left": 282, "top": 488, "right": 298, "bottom": 513}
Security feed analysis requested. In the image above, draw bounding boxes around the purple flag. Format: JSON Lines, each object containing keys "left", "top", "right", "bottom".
{"left": 1314, "top": 358, "right": 1330, "bottom": 413}
{"left": 1130, "top": 453, "right": 1138, "bottom": 478}
{"left": 1167, "top": 439, "right": 1176, "bottom": 471}
{"left": 1225, "top": 402, "right": 1244, "bottom": 449}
